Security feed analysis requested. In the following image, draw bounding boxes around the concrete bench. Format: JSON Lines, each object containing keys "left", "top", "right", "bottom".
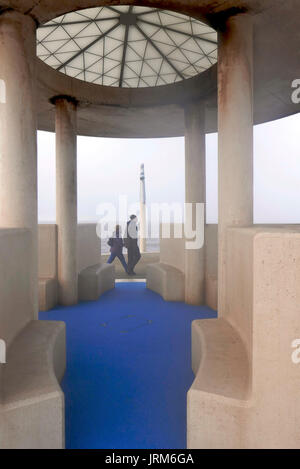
{"left": 0, "top": 320, "right": 66, "bottom": 449}
{"left": 78, "top": 263, "right": 115, "bottom": 301}
{"left": 187, "top": 318, "right": 249, "bottom": 449}
{"left": 146, "top": 262, "right": 185, "bottom": 302}
{"left": 39, "top": 277, "right": 58, "bottom": 311}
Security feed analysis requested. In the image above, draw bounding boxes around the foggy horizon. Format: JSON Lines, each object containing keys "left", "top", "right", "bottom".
{"left": 38, "top": 112, "right": 300, "bottom": 226}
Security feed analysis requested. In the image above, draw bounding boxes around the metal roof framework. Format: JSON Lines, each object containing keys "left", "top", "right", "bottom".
{"left": 37, "top": 5, "right": 218, "bottom": 88}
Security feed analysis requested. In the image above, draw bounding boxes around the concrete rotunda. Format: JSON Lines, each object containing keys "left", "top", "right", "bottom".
{"left": 0, "top": 0, "right": 300, "bottom": 449}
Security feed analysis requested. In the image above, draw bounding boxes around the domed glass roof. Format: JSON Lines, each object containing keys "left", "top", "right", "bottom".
{"left": 37, "top": 5, "right": 217, "bottom": 88}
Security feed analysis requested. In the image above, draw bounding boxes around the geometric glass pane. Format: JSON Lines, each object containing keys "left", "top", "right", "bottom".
{"left": 37, "top": 5, "right": 217, "bottom": 88}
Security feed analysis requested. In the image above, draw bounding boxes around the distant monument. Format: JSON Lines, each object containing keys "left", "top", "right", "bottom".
{"left": 139, "top": 163, "right": 147, "bottom": 252}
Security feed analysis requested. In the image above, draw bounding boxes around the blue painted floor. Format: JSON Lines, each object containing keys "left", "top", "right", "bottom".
{"left": 39, "top": 282, "right": 217, "bottom": 449}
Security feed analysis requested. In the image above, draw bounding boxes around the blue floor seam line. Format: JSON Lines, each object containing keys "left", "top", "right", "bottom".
{"left": 39, "top": 282, "right": 217, "bottom": 449}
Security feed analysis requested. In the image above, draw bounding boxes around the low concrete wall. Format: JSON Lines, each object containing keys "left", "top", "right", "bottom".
{"left": 37, "top": 223, "right": 218, "bottom": 306}
{"left": 38, "top": 224, "right": 58, "bottom": 279}
{"left": 0, "top": 229, "right": 34, "bottom": 347}
{"left": 38, "top": 224, "right": 101, "bottom": 309}
{"left": 159, "top": 223, "right": 218, "bottom": 308}
{"left": 39, "top": 223, "right": 101, "bottom": 278}
{"left": 160, "top": 223, "right": 185, "bottom": 273}
{"left": 38, "top": 224, "right": 58, "bottom": 311}
{"left": 77, "top": 223, "right": 101, "bottom": 273}
{"left": 144, "top": 224, "right": 218, "bottom": 307}
{"left": 146, "top": 224, "right": 185, "bottom": 300}
{"left": 205, "top": 224, "right": 218, "bottom": 310}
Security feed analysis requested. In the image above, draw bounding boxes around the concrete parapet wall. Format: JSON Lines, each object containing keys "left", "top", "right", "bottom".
{"left": 39, "top": 224, "right": 58, "bottom": 279}
{"left": 205, "top": 224, "right": 218, "bottom": 310}
{"left": 38, "top": 223, "right": 101, "bottom": 309}
{"left": 39, "top": 223, "right": 107, "bottom": 279}
{"left": 160, "top": 223, "right": 185, "bottom": 273}
{"left": 143, "top": 223, "right": 218, "bottom": 307}
{"left": 38, "top": 224, "right": 58, "bottom": 311}
{"left": 39, "top": 223, "right": 101, "bottom": 278}
{"left": 77, "top": 223, "right": 101, "bottom": 273}
{"left": 0, "top": 228, "right": 34, "bottom": 347}
{"left": 146, "top": 223, "right": 185, "bottom": 300}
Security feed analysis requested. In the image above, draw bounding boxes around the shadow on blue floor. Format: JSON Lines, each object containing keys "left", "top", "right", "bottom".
{"left": 39, "top": 282, "right": 217, "bottom": 449}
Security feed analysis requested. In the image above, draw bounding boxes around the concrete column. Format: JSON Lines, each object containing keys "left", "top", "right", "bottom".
{"left": 54, "top": 96, "right": 78, "bottom": 305}
{"left": 218, "top": 13, "right": 253, "bottom": 315}
{"left": 184, "top": 103, "right": 206, "bottom": 305}
{"left": 0, "top": 11, "right": 38, "bottom": 315}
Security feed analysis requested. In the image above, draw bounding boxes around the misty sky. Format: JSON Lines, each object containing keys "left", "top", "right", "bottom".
{"left": 38, "top": 112, "right": 300, "bottom": 225}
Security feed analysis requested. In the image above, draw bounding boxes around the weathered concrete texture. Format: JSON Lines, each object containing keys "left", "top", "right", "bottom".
{"left": 0, "top": 1, "right": 297, "bottom": 138}
{"left": 55, "top": 97, "right": 78, "bottom": 306}
{"left": 1, "top": 0, "right": 273, "bottom": 24}
{"left": 36, "top": 61, "right": 214, "bottom": 138}
{"left": 0, "top": 10, "right": 38, "bottom": 316}
{"left": 218, "top": 13, "right": 253, "bottom": 316}
{"left": 29, "top": 0, "right": 300, "bottom": 137}
{"left": 184, "top": 103, "right": 206, "bottom": 305}
{"left": 188, "top": 226, "right": 300, "bottom": 449}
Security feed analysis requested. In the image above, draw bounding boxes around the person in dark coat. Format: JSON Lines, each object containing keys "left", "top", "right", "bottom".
{"left": 124, "top": 215, "right": 141, "bottom": 275}
{"left": 107, "top": 225, "right": 128, "bottom": 273}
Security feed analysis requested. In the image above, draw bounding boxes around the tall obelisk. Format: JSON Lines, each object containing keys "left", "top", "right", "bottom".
{"left": 139, "top": 163, "right": 147, "bottom": 252}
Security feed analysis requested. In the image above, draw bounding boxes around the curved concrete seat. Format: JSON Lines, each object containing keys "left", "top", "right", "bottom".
{"left": 187, "top": 318, "right": 250, "bottom": 448}
{"left": 190, "top": 318, "right": 249, "bottom": 399}
{"left": 146, "top": 262, "right": 185, "bottom": 302}
{"left": 1, "top": 320, "right": 66, "bottom": 449}
{"left": 78, "top": 263, "right": 115, "bottom": 301}
{"left": 39, "top": 277, "right": 58, "bottom": 311}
